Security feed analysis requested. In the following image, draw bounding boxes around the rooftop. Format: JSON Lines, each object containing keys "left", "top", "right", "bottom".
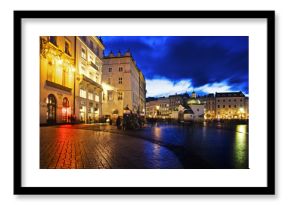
{"left": 215, "top": 91, "right": 245, "bottom": 97}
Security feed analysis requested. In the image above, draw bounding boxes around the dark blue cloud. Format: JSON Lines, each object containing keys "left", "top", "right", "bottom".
{"left": 101, "top": 36, "right": 248, "bottom": 96}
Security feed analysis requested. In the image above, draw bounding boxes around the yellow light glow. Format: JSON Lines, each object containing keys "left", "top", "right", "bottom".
{"left": 101, "top": 82, "right": 115, "bottom": 91}
{"left": 239, "top": 107, "right": 244, "bottom": 113}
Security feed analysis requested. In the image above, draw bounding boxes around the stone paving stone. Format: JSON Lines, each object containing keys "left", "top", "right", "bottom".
{"left": 40, "top": 126, "right": 183, "bottom": 169}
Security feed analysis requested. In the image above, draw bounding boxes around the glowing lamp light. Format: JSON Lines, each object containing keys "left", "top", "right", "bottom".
{"left": 57, "top": 59, "right": 63, "bottom": 65}
{"left": 239, "top": 107, "right": 245, "bottom": 113}
{"left": 69, "top": 65, "right": 76, "bottom": 73}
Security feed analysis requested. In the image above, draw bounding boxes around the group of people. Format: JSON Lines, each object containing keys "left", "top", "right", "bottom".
{"left": 116, "top": 113, "right": 145, "bottom": 130}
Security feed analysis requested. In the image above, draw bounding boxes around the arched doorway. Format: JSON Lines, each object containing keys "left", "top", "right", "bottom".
{"left": 47, "top": 94, "right": 57, "bottom": 124}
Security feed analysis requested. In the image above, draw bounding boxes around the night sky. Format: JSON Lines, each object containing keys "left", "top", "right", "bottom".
{"left": 101, "top": 36, "right": 248, "bottom": 98}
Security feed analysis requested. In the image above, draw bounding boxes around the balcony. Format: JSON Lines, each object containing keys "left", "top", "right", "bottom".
{"left": 90, "top": 61, "right": 99, "bottom": 71}
{"left": 46, "top": 80, "right": 72, "bottom": 93}
{"left": 82, "top": 75, "right": 103, "bottom": 91}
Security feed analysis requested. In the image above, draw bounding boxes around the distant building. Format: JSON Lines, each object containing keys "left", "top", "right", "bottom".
{"left": 186, "top": 91, "right": 205, "bottom": 120}
{"left": 146, "top": 100, "right": 161, "bottom": 118}
{"left": 102, "top": 50, "right": 146, "bottom": 119}
{"left": 198, "top": 93, "right": 215, "bottom": 119}
{"left": 198, "top": 91, "right": 249, "bottom": 119}
{"left": 145, "top": 93, "right": 191, "bottom": 119}
{"left": 168, "top": 93, "right": 189, "bottom": 111}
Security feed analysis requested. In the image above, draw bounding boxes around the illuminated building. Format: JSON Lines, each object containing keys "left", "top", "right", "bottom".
{"left": 74, "top": 36, "right": 105, "bottom": 123}
{"left": 101, "top": 50, "right": 146, "bottom": 119}
{"left": 198, "top": 91, "right": 249, "bottom": 119}
{"left": 146, "top": 100, "right": 161, "bottom": 118}
{"left": 40, "top": 36, "right": 76, "bottom": 124}
{"left": 168, "top": 93, "right": 189, "bottom": 111}
{"left": 146, "top": 95, "right": 188, "bottom": 119}
{"left": 186, "top": 91, "right": 205, "bottom": 120}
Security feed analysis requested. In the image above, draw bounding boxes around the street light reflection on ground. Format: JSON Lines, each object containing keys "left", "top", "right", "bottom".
{"left": 234, "top": 125, "right": 248, "bottom": 168}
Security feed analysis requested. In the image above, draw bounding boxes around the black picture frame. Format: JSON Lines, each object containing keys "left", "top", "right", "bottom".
{"left": 14, "top": 10, "right": 275, "bottom": 195}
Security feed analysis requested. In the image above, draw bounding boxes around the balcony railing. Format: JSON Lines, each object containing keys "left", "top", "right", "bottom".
{"left": 82, "top": 74, "right": 103, "bottom": 90}
{"left": 90, "top": 61, "right": 99, "bottom": 71}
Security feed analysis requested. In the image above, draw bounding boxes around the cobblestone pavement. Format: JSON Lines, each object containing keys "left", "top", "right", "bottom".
{"left": 40, "top": 126, "right": 183, "bottom": 169}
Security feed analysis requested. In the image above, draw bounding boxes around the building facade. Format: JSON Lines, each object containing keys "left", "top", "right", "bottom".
{"left": 102, "top": 51, "right": 146, "bottom": 119}
{"left": 40, "top": 36, "right": 76, "bottom": 124}
{"left": 74, "top": 36, "right": 105, "bottom": 123}
{"left": 145, "top": 93, "right": 190, "bottom": 119}
{"left": 169, "top": 93, "right": 189, "bottom": 111}
{"left": 187, "top": 92, "right": 205, "bottom": 120}
{"left": 198, "top": 91, "right": 249, "bottom": 119}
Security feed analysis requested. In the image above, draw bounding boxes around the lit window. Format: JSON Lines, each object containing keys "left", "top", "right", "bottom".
{"left": 118, "top": 92, "right": 123, "bottom": 100}
{"left": 81, "top": 47, "right": 86, "bottom": 59}
{"left": 80, "top": 89, "right": 86, "bottom": 98}
{"left": 95, "top": 95, "right": 99, "bottom": 102}
{"left": 119, "top": 67, "right": 123, "bottom": 72}
{"left": 89, "top": 55, "right": 93, "bottom": 63}
{"left": 108, "top": 90, "right": 113, "bottom": 101}
{"left": 109, "top": 68, "right": 112, "bottom": 72}
{"left": 119, "top": 77, "right": 122, "bottom": 84}
{"left": 88, "top": 92, "right": 93, "bottom": 100}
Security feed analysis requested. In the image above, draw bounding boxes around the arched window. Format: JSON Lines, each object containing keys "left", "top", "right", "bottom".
{"left": 47, "top": 94, "right": 57, "bottom": 124}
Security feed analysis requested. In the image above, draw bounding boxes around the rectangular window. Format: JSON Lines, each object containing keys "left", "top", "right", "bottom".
{"left": 80, "top": 89, "right": 86, "bottom": 98}
{"left": 118, "top": 92, "right": 123, "bottom": 100}
{"left": 95, "top": 95, "right": 99, "bottom": 102}
{"left": 107, "top": 77, "right": 111, "bottom": 85}
{"left": 223, "top": 105, "right": 225, "bottom": 108}
{"left": 49, "top": 36, "right": 57, "bottom": 46}
{"left": 65, "top": 41, "right": 71, "bottom": 56}
{"left": 118, "top": 77, "right": 122, "bottom": 84}
{"left": 89, "top": 55, "right": 94, "bottom": 64}
{"left": 217, "top": 105, "right": 220, "bottom": 108}
{"left": 119, "top": 67, "right": 123, "bottom": 72}
{"left": 81, "top": 47, "right": 86, "bottom": 59}
{"left": 229, "top": 105, "right": 231, "bottom": 108}
{"left": 108, "top": 90, "right": 113, "bottom": 101}
{"left": 109, "top": 67, "right": 112, "bottom": 72}
{"left": 88, "top": 92, "right": 93, "bottom": 100}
